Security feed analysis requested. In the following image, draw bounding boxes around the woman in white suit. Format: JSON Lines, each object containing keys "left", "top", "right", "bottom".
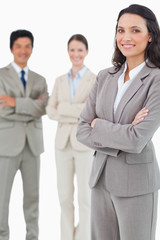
{"left": 46, "top": 34, "right": 96, "bottom": 240}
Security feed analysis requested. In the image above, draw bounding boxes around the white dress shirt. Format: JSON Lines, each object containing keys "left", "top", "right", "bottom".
{"left": 11, "top": 61, "right": 28, "bottom": 82}
{"left": 114, "top": 61, "right": 145, "bottom": 114}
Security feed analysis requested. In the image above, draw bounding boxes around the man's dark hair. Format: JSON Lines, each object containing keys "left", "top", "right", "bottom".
{"left": 10, "top": 29, "right": 34, "bottom": 49}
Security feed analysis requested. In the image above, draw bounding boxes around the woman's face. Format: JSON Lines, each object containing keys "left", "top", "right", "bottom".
{"left": 68, "top": 40, "right": 88, "bottom": 68}
{"left": 116, "top": 13, "right": 152, "bottom": 62}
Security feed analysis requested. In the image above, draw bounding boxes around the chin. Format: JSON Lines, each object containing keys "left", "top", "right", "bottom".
{"left": 121, "top": 52, "right": 135, "bottom": 58}
{"left": 73, "top": 61, "right": 81, "bottom": 65}
{"left": 73, "top": 63, "right": 82, "bottom": 67}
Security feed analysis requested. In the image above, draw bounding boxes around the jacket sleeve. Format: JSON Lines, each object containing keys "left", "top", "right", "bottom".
{"left": 0, "top": 77, "right": 48, "bottom": 122}
{"left": 0, "top": 81, "right": 32, "bottom": 122}
{"left": 57, "top": 102, "right": 85, "bottom": 118}
{"left": 57, "top": 73, "right": 96, "bottom": 118}
{"left": 0, "top": 107, "right": 35, "bottom": 122}
{"left": 15, "top": 78, "right": 48, "bottom": 118}
{"left": 77, "top": 73, "right": 160, "bottom": 154}
{"left": 76, "top": 75, "right": 119, "bottom": 157}
{"left": 46, "top": 78, "right": 78, "bottom": 123}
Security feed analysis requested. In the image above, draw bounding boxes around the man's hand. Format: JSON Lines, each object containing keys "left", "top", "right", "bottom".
{"left": 37, "top": 96, "right": 44, "bottom": 100}
{"left": 0, "top": 95, "right": 16, "bottom": 108}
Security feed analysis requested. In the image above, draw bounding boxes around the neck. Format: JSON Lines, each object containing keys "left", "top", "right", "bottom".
{"left": 126, "top": 56, "right": 145, "bottom": 72}
{"left": 14, "top": 61, "right": 27, "bottom": 69}
{"left": 71, "top": 65, "right": 84, "bottom": 78}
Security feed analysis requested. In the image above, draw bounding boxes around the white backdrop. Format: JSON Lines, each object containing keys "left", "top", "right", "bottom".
{"left": 0, "top": 0, "right": 160, "bottom": 239}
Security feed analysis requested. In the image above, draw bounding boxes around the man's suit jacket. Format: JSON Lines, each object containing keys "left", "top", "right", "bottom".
{"left": 0, "top": 64, "right": 48, "bottom": 157}
{"left": 77, "top": 63, "right": 160, "bottom": 197}
{"left": 46, "top": 68, "right": 96, "bottom": 151}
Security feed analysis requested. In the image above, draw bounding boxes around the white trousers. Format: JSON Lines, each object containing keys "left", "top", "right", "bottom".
{"left": 55, "top": 142, "right": 93, "bottom": 240}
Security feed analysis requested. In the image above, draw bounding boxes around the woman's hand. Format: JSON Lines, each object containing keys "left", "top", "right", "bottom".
{"left": 91, "top": 118, "right": 99, "bottom": 128}
{"left": 132, "top": 107, "right": 149, "bottom": 126}
{"left": 83, "top": 97, "right": 88, "bottom": 103}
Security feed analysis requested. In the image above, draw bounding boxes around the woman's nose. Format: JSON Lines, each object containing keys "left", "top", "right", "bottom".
{"left": 123, "top": 32, "right": 132, "bottom": 41}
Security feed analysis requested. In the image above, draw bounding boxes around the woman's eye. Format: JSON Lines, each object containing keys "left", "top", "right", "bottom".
{"left": 133, "top": 29, "right": 140, "bottom": 33}
{"left": 117, "top": 29, "right": 124, "bottom": 33}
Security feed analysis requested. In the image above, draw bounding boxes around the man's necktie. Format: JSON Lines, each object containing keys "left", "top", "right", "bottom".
{"left": 20, "top": 70, "right": 26, "bottom": 88}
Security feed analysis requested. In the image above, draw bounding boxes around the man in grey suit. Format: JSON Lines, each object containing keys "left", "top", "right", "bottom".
{"left": 0, "top": 30, "right": 48, "bottom": 240}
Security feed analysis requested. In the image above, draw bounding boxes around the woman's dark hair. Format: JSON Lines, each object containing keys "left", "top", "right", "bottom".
{"left": 67, "top": 34, "right": 88, "bottom": 50}
{"left": 112, "top": 4, "right": 160, "bottom": 71}
{"left": 10, "top": 29, "right": 34, "bottom": 49}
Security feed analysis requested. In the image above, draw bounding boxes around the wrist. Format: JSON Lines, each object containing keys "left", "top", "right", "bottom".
{"left": 12, "top": 98, "right": 16, "bottom": 107}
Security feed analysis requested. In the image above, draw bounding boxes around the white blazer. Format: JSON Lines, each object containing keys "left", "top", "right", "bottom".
{"left": 46, "top": 68, "right": 96, "bottom": 151}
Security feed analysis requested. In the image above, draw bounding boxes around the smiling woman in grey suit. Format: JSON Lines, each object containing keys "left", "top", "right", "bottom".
{"left": 46, "top": 34, "right": 96, "bottom": 240}
{"left": 77, "top": 4, "right": 160, "bottom": 240}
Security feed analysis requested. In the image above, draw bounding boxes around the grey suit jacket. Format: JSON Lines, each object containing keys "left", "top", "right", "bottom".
{"left": 77, "top": 63, "right": 160, "bottom": 197}
{"left": 0, "top": 64, "right": 48, "bottom": 157}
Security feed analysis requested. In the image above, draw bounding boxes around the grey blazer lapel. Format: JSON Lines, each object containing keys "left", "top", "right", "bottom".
{"left": 101, "top": 68, "right": 123, "bottom": 123}
{"left": 106, "top": 72, "right": 121, "bottom": 122}
{"left": 114, "top": 64, "right": 151, "bottom": 123}
{"left": 7, "top": 64, "right": 24, "bottom": 95}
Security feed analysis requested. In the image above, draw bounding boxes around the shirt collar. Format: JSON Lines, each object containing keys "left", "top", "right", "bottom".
{"left": 123, "top": 61, "right": 145, "bottom": 80}
{"left": 68, "top": 65, "right": 87, "bottom": 79}
{"left": 11, "top": 61, "right": 28, "bottom": 75}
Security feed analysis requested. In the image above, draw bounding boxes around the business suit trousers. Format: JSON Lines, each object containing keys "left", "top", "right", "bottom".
{"left": 0, "top": 141, "right": 40, "bottom": 240}
{"left": 55, "top": 142, "right": 93, "bottom": 240}
{"left": 91, "top": 171, "right": 158, "bottom": 240}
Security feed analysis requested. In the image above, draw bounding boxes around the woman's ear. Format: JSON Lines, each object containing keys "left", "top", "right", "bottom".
{"left": 148, "top": 33, "right": 152, "bottom": 42}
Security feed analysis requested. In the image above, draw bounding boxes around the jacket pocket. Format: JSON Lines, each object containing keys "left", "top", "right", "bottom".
{"left": 126, "top": 149, "right": 154, "bottom": 164}
{"left": 0, "top": 122, "right": 14, "bottom": 129}
{"left": 126, "top": 141, "right": 155, "bottom": 164}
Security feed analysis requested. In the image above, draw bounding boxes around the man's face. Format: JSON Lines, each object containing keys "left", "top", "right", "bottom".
{"left": 11, "top": 37, "right": 33, "bottom": 68}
